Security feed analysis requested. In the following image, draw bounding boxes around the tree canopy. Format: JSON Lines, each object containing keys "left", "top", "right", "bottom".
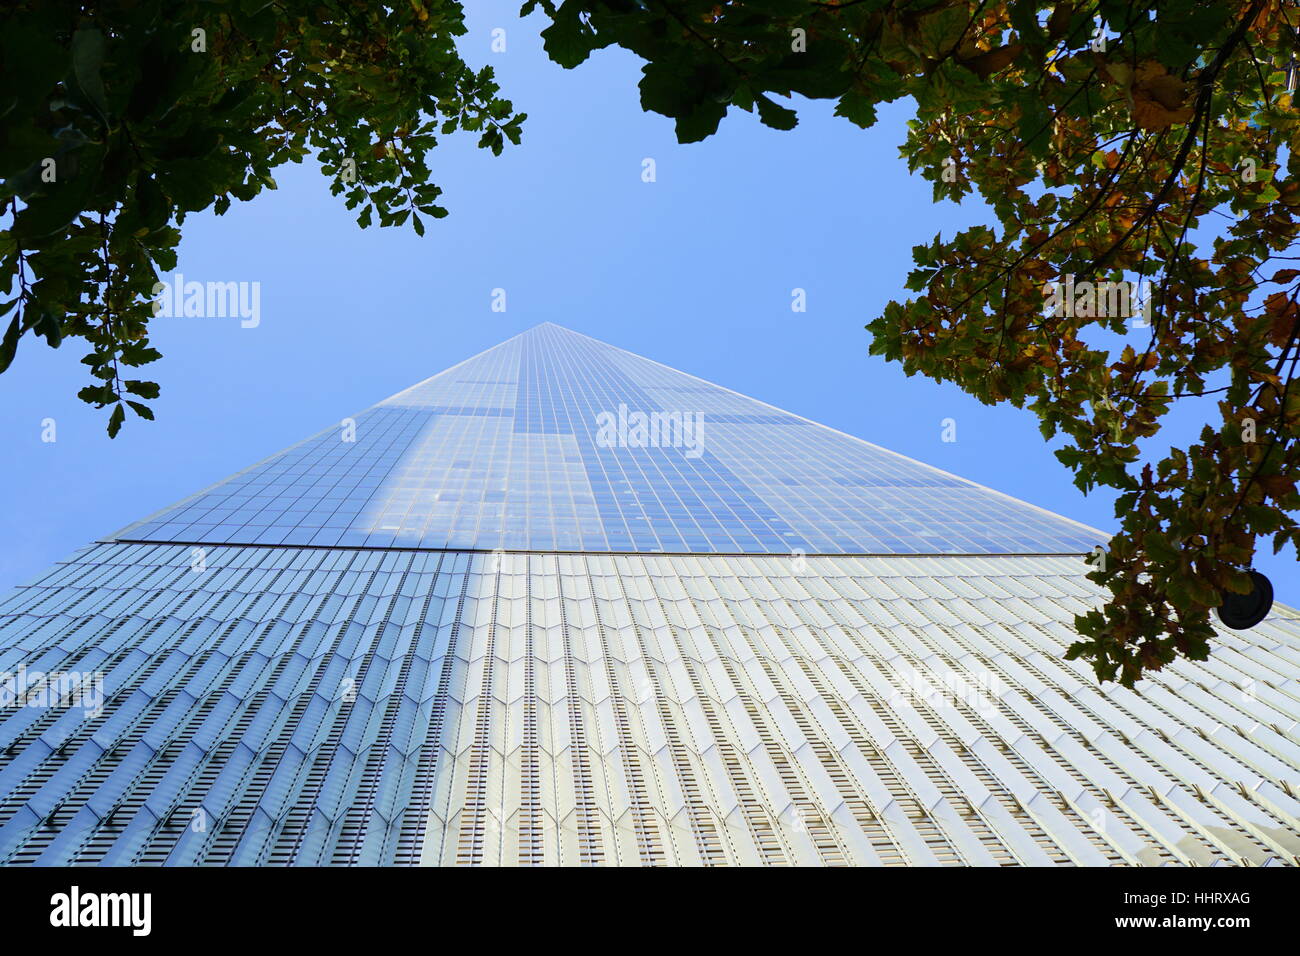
{"left": 0, "top": 0, "right": 523, "bottom": 432}
{"left": 526, "top": 0, "right": 1299, "bottom": 684}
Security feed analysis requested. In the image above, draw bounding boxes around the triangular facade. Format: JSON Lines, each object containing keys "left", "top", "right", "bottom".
{"left": 0, "top": 324, "right": 1297, "bottom": 866}
{"left": 117, "top": 322, "right": 1101, "bottom": 555}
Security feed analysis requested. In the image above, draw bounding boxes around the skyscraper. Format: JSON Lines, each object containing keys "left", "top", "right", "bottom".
{"left": 1, "top": 323, "right": 1297, "bottom": 866}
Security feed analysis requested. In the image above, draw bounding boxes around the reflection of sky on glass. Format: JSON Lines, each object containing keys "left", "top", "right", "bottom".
{"left": 114, "top": 324, "right": 1104, "bottom": 554}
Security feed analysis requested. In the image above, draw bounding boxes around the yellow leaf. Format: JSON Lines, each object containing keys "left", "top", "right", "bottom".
{"left": 1131, "top": 62, "right": 1195, "bottom": 130}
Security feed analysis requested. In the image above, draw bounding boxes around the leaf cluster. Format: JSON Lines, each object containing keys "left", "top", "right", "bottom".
{"left": 1, "top": 0, "right": 524, "bottom": 432}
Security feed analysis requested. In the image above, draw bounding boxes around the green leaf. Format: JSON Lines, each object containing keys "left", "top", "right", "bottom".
{"left": 77, "top": 383, "right": 115, "bottom": 406}
{"left": 916, "top": 6, "right": 971, "bottom": 57}
{"left": 106, "top": 402, "right": 125, "bottom": 438}
{"left": 1009, "top": 0, "right": 1047, "bottom": 48}
{"left": 0, "top": 312, "right": 21, "bottom": 373}
{"left": 539, "top": 9, "right": 596, "bottom": 69}
{"left": 1016, "top": 95, "right": 1052, "bottom": 157}
{"left": 1144, "top": 533, "right": 1178, "bottom": 564}
{"left": 120, "top": 344, "right": 162, "bottom": 367}
{"left": 32, "top": 309, "right": 60, "bottom": 347}
{"left": 136, "top": 174, "right": 169, "bottom": 230}
{"left": 755, "top": 95, "right": 798, "bottom": 131}
{"left": 675, "top": 101, "right": 728, "bottom": 143}
{"left": 71, "top": 26, "right": 109, "bottom": 122}
{"left": 834, "top": 91, "right": 877, "bottom": 130}
{"left": 124, "top": 379, "right": 160, "bottom": 400}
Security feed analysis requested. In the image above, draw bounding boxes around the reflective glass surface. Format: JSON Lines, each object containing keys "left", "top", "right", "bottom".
{"left": 115, "top": 323, "right": 1103, "bottom": 554}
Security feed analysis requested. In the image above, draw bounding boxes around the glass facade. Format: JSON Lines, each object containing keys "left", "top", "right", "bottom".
{"left": 115, "top": 323, "right": 1104, "bottom": 555}
{"left": 5, "top": 323, "right": 1294, "bottom": 868}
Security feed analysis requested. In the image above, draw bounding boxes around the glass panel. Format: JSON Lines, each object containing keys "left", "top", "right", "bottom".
{"left": 112, "top": 323, "right": 1103, "bottom": 555}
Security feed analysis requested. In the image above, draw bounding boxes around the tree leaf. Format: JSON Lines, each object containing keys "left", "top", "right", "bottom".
{"left": 71, "top": 26, "right": 109, "bottom": 122}
{"left": 106, "top": 402, "right": 125, "bottom": 438}
{"left": 755, "top": 94, "right": 798, "bottom": 131}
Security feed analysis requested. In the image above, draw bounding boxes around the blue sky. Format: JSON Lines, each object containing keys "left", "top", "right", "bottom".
{"left": 0, "top": 1, "right": 1295, "bottom": 601}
